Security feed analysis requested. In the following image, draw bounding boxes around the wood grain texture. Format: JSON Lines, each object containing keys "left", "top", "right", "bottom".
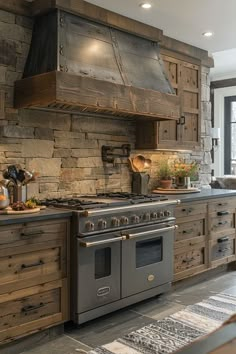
{"left": 14, "top": 71, "right": 180, "bottom": 120}
{"left": 211, "top": 78, "right": 236, "bottom": 89}
{"left": 0, "top": 0, "right": 31, "bottom": 16}
{"left": 32, "top": 0, "right": 163, "bottom": 42}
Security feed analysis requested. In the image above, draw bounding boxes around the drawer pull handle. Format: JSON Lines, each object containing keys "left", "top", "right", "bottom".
{"left": 217, "top": 211, "right": 229, "bottom": 216}
{"left": 219, "top": 248, "right": 230, "bottom": 253}
{"left": 182, "top": 208, "right": 193, "bottom": 213}
{"left": 182, "top": 257, "right": 194, "bottom": 263}
{"left": 21, "top": 260, "right": 44, "bottom": 269}
{"left": 218, "top": 237, "right": 229, "bottom": 243}
{"left": 218, "top": 203, "right": 227, "bottom": 206}
{"left": 218, "top": 221, "right": 228, "bottom": 226}
{"left": 182, "top": 228, "right": 193, "bottom": 234}
{"left": 20, "top": 230, "right": 44, "bottom": 239}
{"left": 22, "top": 303, "right": 44, "bottom": 313}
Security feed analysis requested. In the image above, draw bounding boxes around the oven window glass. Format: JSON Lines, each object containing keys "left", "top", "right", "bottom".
{"left": 95, "top": 247, "right": 111, "bottom": 279}
{"left": 136, "top": 237, "right": 163, "bottom": 268}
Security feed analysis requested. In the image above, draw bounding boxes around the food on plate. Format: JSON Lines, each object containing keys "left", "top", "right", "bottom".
{"left": 25, "top": 200, "right": 37, "bottom": 209}
{"left": 11, "top": 201, "right": 26, "bottom": 211}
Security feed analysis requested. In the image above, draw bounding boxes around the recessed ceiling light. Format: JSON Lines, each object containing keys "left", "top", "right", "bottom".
{"left": 140, "top": 3, "right": 152, "bottom": 9}
{"left": 202, "top": 31, "right": 213, "bottom": 37}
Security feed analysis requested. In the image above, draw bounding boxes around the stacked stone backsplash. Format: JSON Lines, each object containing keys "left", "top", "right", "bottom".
{"left": 0, "top": 8, "right": 212, "bottom": 199}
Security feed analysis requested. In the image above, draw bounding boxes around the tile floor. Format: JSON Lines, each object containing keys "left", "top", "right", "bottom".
{"left": 18, "top": 271, "right": 236, "bottom": 354}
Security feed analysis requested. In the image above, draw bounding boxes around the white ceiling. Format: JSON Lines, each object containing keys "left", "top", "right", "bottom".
{"left": 84, "top": 0, "right": 236, "bottom": 80}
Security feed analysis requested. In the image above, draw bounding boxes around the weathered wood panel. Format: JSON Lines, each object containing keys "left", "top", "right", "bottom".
{"left": 32, "top": 0, "right": 163, "bottom": 42}
{"left": 15, "top": 71, "right": 180, "bottom": 120}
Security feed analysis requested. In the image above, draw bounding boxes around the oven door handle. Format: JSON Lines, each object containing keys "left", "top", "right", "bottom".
{"left": 125, "top": 225, "right": 178, "bottom": 239}
{"left": 78, "top": 235, "right": 127, "bottom": 248}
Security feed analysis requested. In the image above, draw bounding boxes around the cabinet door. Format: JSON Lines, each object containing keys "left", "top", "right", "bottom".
{"left": 180, "top": 61, "right": 201, "bottom": 148}
{"left": 158, "top": 55, "right": 181, "bottom": 147}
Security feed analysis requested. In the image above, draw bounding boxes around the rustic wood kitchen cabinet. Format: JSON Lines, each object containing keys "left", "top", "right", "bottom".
{"left": 0, "top": 216, "right": 70, "bottom": 345}
{"left": 174, "top": 196, "right": 236, "bottom": 281}
{"left": 136, "top": 54, "right": 201, "bottom": 150}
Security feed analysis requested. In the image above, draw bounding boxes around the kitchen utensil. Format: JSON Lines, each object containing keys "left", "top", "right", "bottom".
{"left": 17, "top": 169, "right": 26, "bottom": 183}
{"left": 144, "top": 158, "right": 152, "bottom": 169}
{"left": 2, "top": 169, "right": 10, "bottom": 180}
{"left": 0, "top": 185, "right": 10, "bottom": 209}
{"left": 7, "top": 165, "right": 18, "bottom": 185}
{"left": 133, "top": 155, "right": 146, "bottom": 172}
{"left": 128, "top": 157, "right": 138, "bottom": 172}
{"left": 23, "top": 170, "right": 33, "bottom": 185}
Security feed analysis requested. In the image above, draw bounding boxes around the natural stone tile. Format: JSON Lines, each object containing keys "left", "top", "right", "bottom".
{"left": 5, "top": 70, "right": 22, "bottom": 86}
{"left": 1, "top": 125, "right": 34, "bottom": 138}
{"left": 35, "top": 127, "right": 54, "bottom": 140}
{"left": 77, "top": 157, "right": 103, "bottom": 168}
{"left": 0, "top": 22, "right": 31, "bottom": 43}
{"left": 39, "top": 183, "right": 58, "bottom": 193}
{"left": 71, "top": 149, "right": 100, "bottom": 157}
{"left": 19, "top": 110, "right": 71, "bottom": 131}
{"left": 86, "top": 132, "right": 132, "bottom": 142}
{"left": 26, "top": 182, "right": 39, "bottom": 198}
{"left": 61, "top": 157, "right": 78, "bottom": 168}
{"left": 0, "top": 9, "right": 15, "bottom": 24}
{"left": 0, "top": 65, "right": 7, "bottom": 84}
{"left": 22, "top": 139, "right": 54, "bottom": 158}
{"left": 54, "top": 131, "right": 85, "bottom": 139}
{"left": 16, "top": 15, "right": 33, "bottom": 29}
{"left": 27, "top": 158, "right": 61, "bottom": 177}
{"left": 60, "top": 168, "right": 89, "bottom": 181}
{"left": 54, "top": 138, "right": 98, "bottom": 149}
{"left": 53, "top": 149, "right": 72, "bottom": 158}
{"left": 0, "top": 143, "right": 21, "bottom": 152}
{"left": 66, "top": 180, "right": 97, "bottom": 194}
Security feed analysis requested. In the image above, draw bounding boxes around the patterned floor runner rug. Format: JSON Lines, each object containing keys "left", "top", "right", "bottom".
{"left": 89, "top": 293, "right": 236, "bottom": 354}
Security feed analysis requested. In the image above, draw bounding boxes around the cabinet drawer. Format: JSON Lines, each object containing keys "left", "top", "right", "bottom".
{"left": 0, "top": 279, "right": 68, "bottom": 344}
{"left": 208, "top": 198, "right": 236, "bottom": 213}
{"left": 175, "top": 203, "right": 207, "bottom": 218}
{"left": 174, "top": 243, "right": 207, "bottom": 280}
{"left": 0, "top": 219, "right": 68, "bottom": 249}
{"left": 209, "top": 213, "right": 235, "bottom": 236}
{"left": 211, "top": 234, "right": 235, "bottom": 263}
{"left": 0, "top": 246, "right": 65, "bottom": 288}
{"left": 175, "top": 219, "right": 205, "bottom": 242}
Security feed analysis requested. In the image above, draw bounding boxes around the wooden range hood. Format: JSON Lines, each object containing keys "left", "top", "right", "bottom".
{"left": 14, "top": 0, "right": 180, "bottom": 120}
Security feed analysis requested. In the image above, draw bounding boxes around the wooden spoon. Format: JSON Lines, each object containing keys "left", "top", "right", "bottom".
{"left": 144, "top": 158, "right": 152, "bottom": 169}
{"left": 133, "top": 155, "right": 146, "bottom": 172}
{"left": 128, "top": 157, "right": 138, "bottom": 172}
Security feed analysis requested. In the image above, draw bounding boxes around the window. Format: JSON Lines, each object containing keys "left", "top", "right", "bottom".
{"left": 224, "top": 96, "right": 236, "bottom": 174}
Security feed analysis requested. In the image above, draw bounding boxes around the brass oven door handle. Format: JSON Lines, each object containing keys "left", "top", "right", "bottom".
{"left": 125, "top": 225, "right": 178, "bottom": 240}
{"left": 79, "top": 236, "right": 127, "bottom": 248}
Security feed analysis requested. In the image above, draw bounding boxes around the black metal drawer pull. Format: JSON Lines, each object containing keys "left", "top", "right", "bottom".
{"left": 20, "top": 230, "right": 44, "bottom": 239}
{"left": 21, "top": 260, "right": 44, "bottom": 269}
{"left": 182, "top": 228, "right": 193, "bottom": 234}
{"left": 218, "top": 221, "right": 228, "bottom": 225}
{"left": 182, "top": 257, "right": 194, "bottom": 263}
{"left": 22, "top": 302, "right": 44, "bottom": 313}
{"left": 218, "top": 248, "right": 230, "bottom": 253}
{"left": 218, "top": 203, "right": 228, "bottom": 207}
{"left": 217, "top": 211, "right": 229, "bottom": 216}
{"left": 182, "top": 208, "right": 193, "bottom": 213}
{"left": 217, "top": 237, "right": 230, "bottom": 243}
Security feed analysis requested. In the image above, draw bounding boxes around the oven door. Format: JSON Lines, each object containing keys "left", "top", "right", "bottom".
{"left": 77, "top": 233, "right": 125, "bottom": 313}
{"left": 121, "top": 222, "right": 176, "bottom": 298}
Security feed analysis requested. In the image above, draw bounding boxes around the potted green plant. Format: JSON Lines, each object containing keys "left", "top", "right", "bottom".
{"left": 157, "top": 159, "right": 174, "bottom": 189}
{"left": 173, "top": 160, "right": 199, "bottom": 188}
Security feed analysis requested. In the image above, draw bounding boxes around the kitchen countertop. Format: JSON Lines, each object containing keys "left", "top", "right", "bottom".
{"left": 165, "top": 188, "right": 236, "bottom": 202}
{"left": 0, "top": 208, "right": 72, "bottom": 226}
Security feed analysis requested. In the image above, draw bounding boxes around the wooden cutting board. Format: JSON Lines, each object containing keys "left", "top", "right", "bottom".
{"left": 153, "top": 188, "right": 201, "bottom": 194}
{"left": 0, "top": 207, "right": 41, "bottom": 215}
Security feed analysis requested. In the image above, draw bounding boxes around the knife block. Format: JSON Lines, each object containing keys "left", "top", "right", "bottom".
{"left": 132, "top": 172, "right": 150, "bottom": 195}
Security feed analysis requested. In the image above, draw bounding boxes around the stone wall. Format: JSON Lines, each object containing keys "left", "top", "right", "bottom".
{"left": 0, "top": 8, "right": 212, "bottom": 199}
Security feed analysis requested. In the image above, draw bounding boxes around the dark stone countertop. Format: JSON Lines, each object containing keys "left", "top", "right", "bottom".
{"left": 0, "top": 208, "right": 72, "bottom": 226}
{"left": 165, "top": 188, "right": 236, "bottom": 203}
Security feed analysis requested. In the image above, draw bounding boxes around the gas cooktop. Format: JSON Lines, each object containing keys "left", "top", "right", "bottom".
{"left": 41, "top": 192, "right": 168, "bottom": 210}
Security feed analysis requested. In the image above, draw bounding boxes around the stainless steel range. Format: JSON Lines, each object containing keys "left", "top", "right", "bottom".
{"left": 44, "top": 193, "right": 180, "bottom": 324}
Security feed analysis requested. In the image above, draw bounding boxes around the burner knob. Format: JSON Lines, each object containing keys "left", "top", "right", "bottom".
{"left": 111, "top": 217, "right": 120, "bottom": 227}
{"left": 85, "top": 221, "right": 95, "bottom": 232}
{"left": 143, "top": 213, "right": 150, "bottom": 221}
{"left": 121, "top": 216, "right": 129, "bottom": 225}
{"left": 151, "top": 212, "right": 158, "bottom": 219}
{"left": 159, "top": 211, "right": 164, "bottom": 218}
{"left": 164, "top": 210, "right": 171, "bottom": 217}
{"left": 132, "top": 215, "right": 140, "bottom": 223}
{"left": 98, "top": 219, "right": 107, "bottom": 229}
